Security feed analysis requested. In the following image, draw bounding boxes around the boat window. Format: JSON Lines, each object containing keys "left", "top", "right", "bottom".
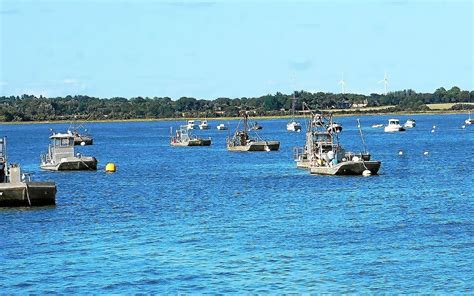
{"left": 70, "top": 138, "right": 74, "bottom": 146}
{"left": 61, "top": 138, "right": 70, "bottom": 146}
{"left": 54, "top": 139, "right": 61, "bottom": 146}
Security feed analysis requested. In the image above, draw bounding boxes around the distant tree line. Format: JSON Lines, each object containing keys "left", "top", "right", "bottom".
{"left": 0, "top": 86, "right": 472, "bottom": 122}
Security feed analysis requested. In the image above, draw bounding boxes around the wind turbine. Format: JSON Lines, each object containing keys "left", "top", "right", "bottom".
{"left": 338, "top": 73, "right": 346, "bottom": 94}
{"left": 379, "top": 72, "right": 389, "bottom": 95}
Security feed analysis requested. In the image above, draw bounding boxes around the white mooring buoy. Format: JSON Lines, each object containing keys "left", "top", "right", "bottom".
{"left": 423, "top": 151, "right": 429, "bottom": 156}
{"left": 398, "top": 150, "right": 403, "bottom": 156}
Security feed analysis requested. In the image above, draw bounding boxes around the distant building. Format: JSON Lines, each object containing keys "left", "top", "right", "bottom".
{"left": 351, "top": 99, "right": 368, "bottom": 108}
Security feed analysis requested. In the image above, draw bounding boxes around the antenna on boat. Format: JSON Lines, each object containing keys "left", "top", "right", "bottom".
{"left": 357, "top": 119, "right": 368, "bottom": 154}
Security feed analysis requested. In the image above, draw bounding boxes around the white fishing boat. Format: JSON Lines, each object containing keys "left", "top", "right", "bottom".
{"left": 227, "top": 111, "right": 279, "bottom": 152}
{"left": 186, "top": 120, "right": 197, "bottom": 130}
{"left": 293, "top": 108, "right": 381, "bottom": 175}
{"left": 384, "top": 119, "right": 406, "bottom": 132}
{"left": 40, "top": 132, "right": 98, "bottom": 171}
{"left": 170, "top": 126, "right": 211, "bottom": 146}
{"left": 199, "top": 120, "right": 210, "bottom": 130}
{"left": 286, "top": 94, "right": 302, "bottom": 132}
{"left": 465, "top": 111, "right": 474, "bottom": 125}
{"left": 217, "top": 123, "right": 228, "bottom": 130}
{"left": 404, "top": 119, "right": 416, "bottom": 128}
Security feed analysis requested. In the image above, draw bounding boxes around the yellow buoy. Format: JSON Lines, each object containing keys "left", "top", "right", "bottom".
{"left": 105, "top": 163, "right": 116, "bottom": 173}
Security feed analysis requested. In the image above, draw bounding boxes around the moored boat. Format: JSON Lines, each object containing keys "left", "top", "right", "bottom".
{"left": 67, "top": 117, "right": 93, "bottom": 145}
{"left": 404, "top": 119, "right": 416, "bottom": 128}
{"left": 40, "top": 132, "right": 98, "bottom": 171}
{"left": 170, "top": 126, "right": 211, "bottom": 146}
{"left": 384, "top": 119, "right": 406, "bottom": 132}
{"left": 187, "top": 120, "right": 197, "bottom": 130}
{"left": 0, "top": 137, "right": 56, "bottom": 207}
{"left": 250, "top": 122, "right": 262, "bottom": 130}
{"left": 465, "top": 111, "right": 474, "bottom": 125}
{"left": 286, "top": 94, "right": 302, "bottom": 132}
{"left": 199, "top": 120, "right": 211, "bottom": 130}
{"left": 294, "top": 108, "right": 380, "bottom": 176}
{"left": 217, "top": 123, "right": 228, "bottom": 130}
{"left": 227, "top": 111, "right": 279, "bottom": 152}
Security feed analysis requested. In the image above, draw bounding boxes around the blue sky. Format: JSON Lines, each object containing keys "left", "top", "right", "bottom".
{"left": 0, "top": 0, "right": 472, "bottom": 99}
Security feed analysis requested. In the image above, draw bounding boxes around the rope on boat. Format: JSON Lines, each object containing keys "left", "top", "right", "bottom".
{"left": 24, "top": 183, "right": 31, "bottom": 206}
{"left": 78, "top": 158, "right": 95, "bottom": 171}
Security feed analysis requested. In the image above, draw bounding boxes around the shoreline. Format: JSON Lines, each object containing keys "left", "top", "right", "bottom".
{"left": 0, "top": 109, "right": 470, "bottom": 125}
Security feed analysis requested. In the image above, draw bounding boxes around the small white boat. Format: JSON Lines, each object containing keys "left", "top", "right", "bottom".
{"left": 384, "top": 119, "right": 406, "bottom": 132}
{"left": 404, "top": 119, "right": 416, "bottom": 128}
{"left": 217, "top": 123, "right": 228, "bottom": 130}
{"left": 372, "top": 124, "right": 383, "bottom": 128}
{"left": 286, "top": 121, "right": 302, "bottom": 132}
{"left": 186, "top": 120, "right": 197, "bottom": 130}
{"left": 286, "top": 94, "right": 301, "bottom": 132}
{"left": 199, "top": 120, "right": 210, "bottom": 130}
{"left": 465, "top": 111, "right": 474, "bottom": 125}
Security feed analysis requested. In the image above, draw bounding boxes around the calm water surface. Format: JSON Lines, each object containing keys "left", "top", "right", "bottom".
{"left": 0, "top": 114, "right": 473, "bottom": 293}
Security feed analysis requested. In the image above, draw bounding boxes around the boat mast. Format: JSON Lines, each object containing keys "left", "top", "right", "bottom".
{"left": 357, "top": 119, "right": 368, "bottom": 154}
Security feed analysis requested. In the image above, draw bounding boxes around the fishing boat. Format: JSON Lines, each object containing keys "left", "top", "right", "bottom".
{"left": 0, "top": 137, "right": 56, "bottom": 207}
{"left": 217, "top": 123, "right": 228, "bottom": 130}
{"left": 227, "top": 111, "right": 279, "bottom": 152}
{"left": 465, "top": 111, "right": 474, "bottom": 125}
{"left": 170, "top": 125, "right": 211, "bottom": 146}
{"left": 286, "top": 93, "right": 302, "bottom": 132}
{"left": 199, "top": 120, "right": 211, "bottom": 130}
{"left": 384, "top": 119, "right": 406, "bottom": 132}
{"left": 404, "top": 119, "right": 416, "bottom": 128}
{"left": 67, "top": 118, "right": 93, "bottom": 145}
{"left": 294, "top": 108, "right": 381, "bottom": 175}
{"left": 186, "top": 120, "right": 197, "bottom": 130}
{"left": 40, "top": 132, "right": 98, "bottom": 171}
{"left": 249, "top": 121, "right": 262, "bottom": 130}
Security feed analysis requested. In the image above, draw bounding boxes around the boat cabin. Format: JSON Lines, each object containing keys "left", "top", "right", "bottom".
{"left": 43, "top": 133, "right": 75, "bottom": 164}
{"left": 388, "top": 119, "right": 400, "bottom": 125}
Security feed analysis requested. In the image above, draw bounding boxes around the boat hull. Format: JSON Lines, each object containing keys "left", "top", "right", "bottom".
{"left": 0, "top": 182, "right": 56, "bottom": 207}
{"left": 41, "top": 157, "right": 98, "bottom": 171}
{"left": 171, "top": 139, "right": 212, "bottom": 146}
{"left": 227, "top": 141, "right": 280, "bottom": 152}
{"left": 384, "top": 127, "right": 406, "bottom": 132}
{"left": 310, "top": 160, "right": 381, "bottom": 176}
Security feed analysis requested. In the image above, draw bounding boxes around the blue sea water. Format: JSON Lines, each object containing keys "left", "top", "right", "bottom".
{"left": 0, "top": 114, "right": 473, "bottom": 293}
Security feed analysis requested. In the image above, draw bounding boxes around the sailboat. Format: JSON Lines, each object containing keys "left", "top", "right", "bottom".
{"left": 465, "top": 111, "right": 474, "bottom": 125}
{"left": 286, "top": 93, "right": 302, "bottom": 132}
{"left": 227, "top": 111, "right": 279, "bottom": 152}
